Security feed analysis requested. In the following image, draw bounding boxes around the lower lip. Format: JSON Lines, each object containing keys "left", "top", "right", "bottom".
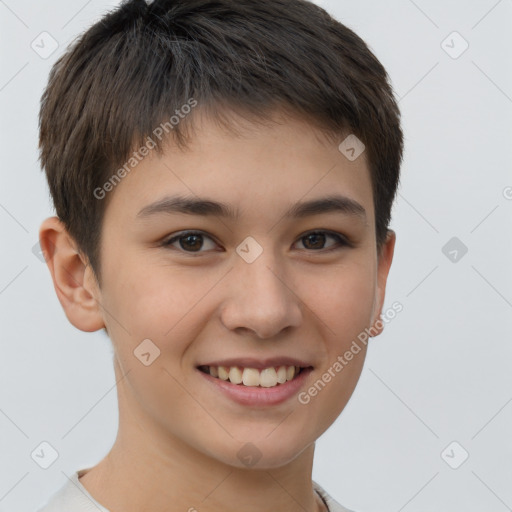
{"left": 197, "top": 367, "right": 313, "bottom": 407}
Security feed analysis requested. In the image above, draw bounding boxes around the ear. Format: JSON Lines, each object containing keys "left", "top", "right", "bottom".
{"left": 369, "top": 229, "right": 396, "bottom": 337}
{"left": 38, "top": 216, "right": 105, "bottom": 332}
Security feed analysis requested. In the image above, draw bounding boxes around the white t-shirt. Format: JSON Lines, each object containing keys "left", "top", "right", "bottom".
{"left": 36, "top": 468, "right": 354, "bottom": 512}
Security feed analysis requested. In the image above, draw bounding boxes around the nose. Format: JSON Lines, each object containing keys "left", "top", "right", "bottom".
{"left": 220, "top": 253, "right": 303, "bottom": 339}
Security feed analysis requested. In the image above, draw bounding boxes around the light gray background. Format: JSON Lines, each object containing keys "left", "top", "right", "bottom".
{"left": 1, "top": 0, "right": 511, "bottom": 511}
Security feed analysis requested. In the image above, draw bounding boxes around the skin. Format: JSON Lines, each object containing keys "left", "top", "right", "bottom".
{"left": 39, "top": 109, "right": 395, "bottom": 512}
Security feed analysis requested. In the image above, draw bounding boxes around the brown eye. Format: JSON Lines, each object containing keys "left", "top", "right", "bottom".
{"left": 295, "top": 231, "right": 348, "bottom": 252}
{"left": 163, "top": 231, "right": 217, "bottom": 253}
{"left": 178, "top": 233, "right": 203, "bottom": 251}
{"left": 162, "top": 229, "right": 350, "bottom": 255}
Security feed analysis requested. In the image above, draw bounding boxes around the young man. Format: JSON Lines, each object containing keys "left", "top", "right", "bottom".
{"left": 36, "top": 0, "right": 403, "bottom": 510}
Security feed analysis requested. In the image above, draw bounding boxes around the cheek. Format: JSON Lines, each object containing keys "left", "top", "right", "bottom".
{"left": 298, "top": 290, "right": 372, "bottom": 440}
{"left": 104, "top": 250, "right": 376, "bottom": 363}
{"left": 300, "top": 262, "right": 374, "bottom": 416}
{"left": 100, "top": 262, "right": 208, "bottom": 417}
{"left": 105, "top": 258, "right": 209, "bottom": 336}
{"left": 307, "top": 260, "right": 376, "bottom": 341}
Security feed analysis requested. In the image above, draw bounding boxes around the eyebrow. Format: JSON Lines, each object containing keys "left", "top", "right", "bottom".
{"left": 136, "top": 194, "right": 367, "bottom": 222}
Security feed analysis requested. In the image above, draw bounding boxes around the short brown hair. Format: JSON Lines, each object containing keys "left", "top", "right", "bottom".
{"left": 38, "top": 0, "right": 404, "bottom": 286}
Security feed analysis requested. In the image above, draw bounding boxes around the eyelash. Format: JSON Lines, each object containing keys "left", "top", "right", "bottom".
{"left": 161, "top": 230, "right": 352, "bottom": 255}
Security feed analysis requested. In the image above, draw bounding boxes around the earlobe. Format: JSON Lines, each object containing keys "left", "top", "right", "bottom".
{"left": 369, "top": 230, "right": 396, "bottom": 337}
{"left": 38, "top": 216, "right": 105, "bottom": 332}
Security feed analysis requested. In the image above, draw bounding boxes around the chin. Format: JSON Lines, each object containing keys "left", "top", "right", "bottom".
{"left": 204, "top": 430, "right": 315, "bottom": 471}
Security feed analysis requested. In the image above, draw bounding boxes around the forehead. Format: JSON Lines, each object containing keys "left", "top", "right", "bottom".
{"left": 103, "top": 110, "right": 374, "bottom": 228}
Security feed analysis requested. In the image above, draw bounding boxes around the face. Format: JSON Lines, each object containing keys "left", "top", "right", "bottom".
{"left": 74, "top": 110, "right": 394, "bottom": 469}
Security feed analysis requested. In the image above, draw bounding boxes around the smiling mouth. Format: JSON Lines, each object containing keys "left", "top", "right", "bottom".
{"left": 198, "top": 365, "right": 311, "bottom": 388}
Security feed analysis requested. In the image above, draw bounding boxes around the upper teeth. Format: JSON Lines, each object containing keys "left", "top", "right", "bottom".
{"left": 205, "top": 365, "right": 300, "bottom": 387}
